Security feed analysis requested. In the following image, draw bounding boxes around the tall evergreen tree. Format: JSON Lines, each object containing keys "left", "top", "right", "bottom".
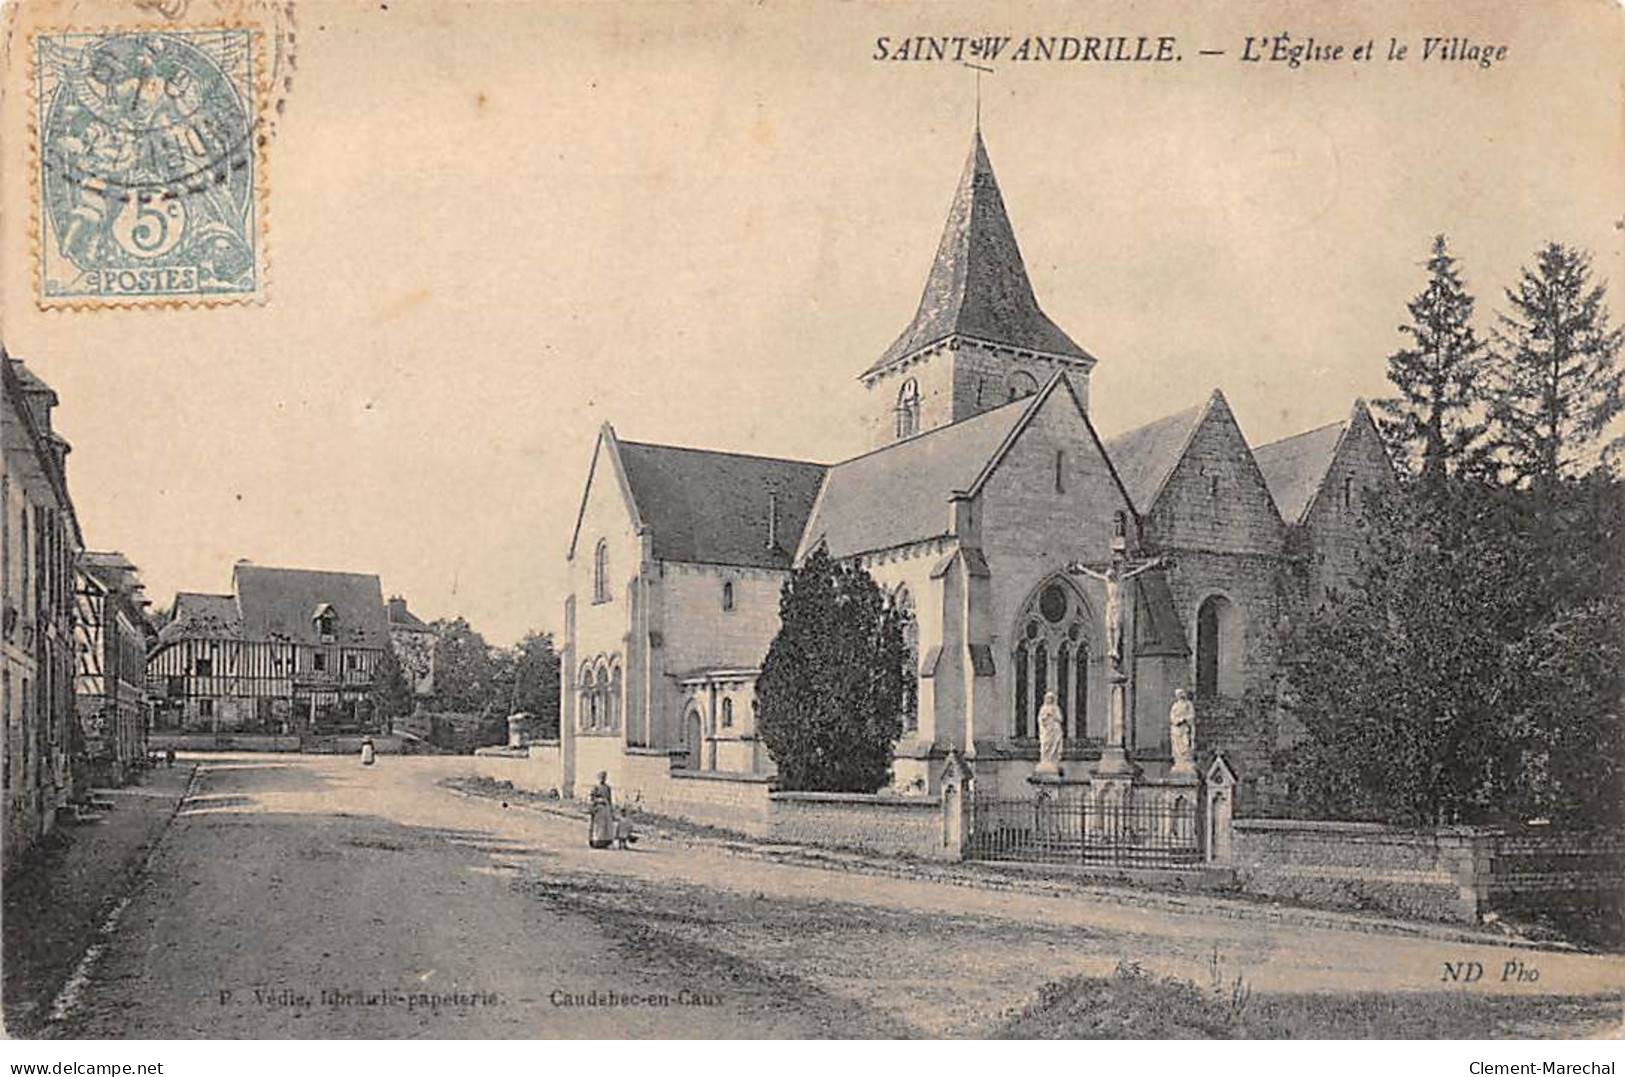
{"left": 1488, "top": 243, "right": 1624, "bottom": 491}
{"left": 1373, "top": 235, "right": 1487, "bottom": 483}
{"left": 756, "top": 547, "right": 911, "bottom": 793}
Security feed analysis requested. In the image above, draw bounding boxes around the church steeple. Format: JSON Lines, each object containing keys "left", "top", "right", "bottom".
{"left": 859, "top": 128, "right": 1095, "bottom": 449}
{"left": 864, "top": 129, "right": 1091, "bottom": 379}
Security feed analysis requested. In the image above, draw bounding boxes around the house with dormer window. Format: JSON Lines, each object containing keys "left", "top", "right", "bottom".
{"left": 147, "top": 562, "right": 405, "bottom": 736}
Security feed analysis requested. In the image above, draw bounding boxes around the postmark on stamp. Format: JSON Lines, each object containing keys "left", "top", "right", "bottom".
{"left": 31, "top": 27, "right": 267, "bottom": 307}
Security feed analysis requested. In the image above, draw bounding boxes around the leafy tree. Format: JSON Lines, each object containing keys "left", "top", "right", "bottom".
{"left": 367, "top": 646, "right": 414, "bottom": 728}
{"left": 756, "top": 547, "right": 912, "bottom": 793}
{"left": 1488, "top": 243, "right": 1624, "bottom": 492}
{"left": 490, "top": 632, "right": 562, "bottom": 737}
{"left": 1280, "top": 472, "right": 1624, "bottom": 828}
{"left": 1373, "top": 235, "right": 1487, "bottom": 483}
{"left": 1279, "top": 480, "right": 1538, "bottom": 824}
{"left": 430, "top": 617, "right": 499, "bottom": 714}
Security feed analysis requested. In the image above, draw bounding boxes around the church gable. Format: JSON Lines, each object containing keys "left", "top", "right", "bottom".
{"left": 1301, "top": 400, "right": 1393, "bottom": 528}
{"left": 1298, "top": 401, "right": 1396, "bottom": 604}
{"left": 1102, "top": 402, "right": 1204, "bottom": 515}
{"left": 1137, "top": 391, "right": 1284, "bottom": 557}
{"left": 973, "top": 373, "right": 1137, "bottom": 563}
{"left": 566, "top": 425, "right": 642, "bottom": 566}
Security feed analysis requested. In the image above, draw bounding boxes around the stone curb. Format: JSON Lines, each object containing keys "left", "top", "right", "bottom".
{"left": 444, "top": 780, "right": 1570, "bottom": 953}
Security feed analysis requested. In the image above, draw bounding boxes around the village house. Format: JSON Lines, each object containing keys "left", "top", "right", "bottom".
{"left": 74, "top": 551, "right": 156, "bottom": 785}
{"left": 386, "top": 594, "right": 437, "bottom": 700}
{"left": 147, "top": 563, "right": 397, "bottom": 737}
{"left": 556, "top": 127, "right": 1393, "bottom": 812}
{"left": 2, "top": 353, "right": 84, "bottom": 869}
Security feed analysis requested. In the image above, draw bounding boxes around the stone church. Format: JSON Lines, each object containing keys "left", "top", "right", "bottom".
{"left": 558, "top": 128, "right": 1393, "bottom": 809}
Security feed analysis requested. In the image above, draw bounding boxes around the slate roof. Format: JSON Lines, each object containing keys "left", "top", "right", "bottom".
{"left": 1101, "top": 400, "right": 1206, "bottom": 514}
{"left": 616, "top": 441, "right": 829, "bottom": 569}
{"left": 864, "top": 130, "right": 1090, "bottom": 377}
{"left": 1253, "top": 420, "right": 1346, "bottom": 525}
{"left": 799, "top": 393, "right": 1035, "bottom": 559}
{"left": 159, "top": 592, "right": 242, "bottom": 644}
{"left": 231, "top": 564, "right": 390, "bottom": 647}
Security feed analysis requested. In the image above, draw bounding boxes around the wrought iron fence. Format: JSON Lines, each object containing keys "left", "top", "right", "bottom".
{"left": 969, "top": 791, "right": 1203, "bottom": 866}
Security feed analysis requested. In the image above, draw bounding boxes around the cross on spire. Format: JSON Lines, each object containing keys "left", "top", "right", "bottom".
{"left": 962, "top": 60, "right": 994, "bottom": 132}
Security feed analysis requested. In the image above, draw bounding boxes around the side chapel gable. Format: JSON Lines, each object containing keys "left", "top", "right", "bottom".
{"left": 1141, "top": 390, "right": 1285, "bottom": 556}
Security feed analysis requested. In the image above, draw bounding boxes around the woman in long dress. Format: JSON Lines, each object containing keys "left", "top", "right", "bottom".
{"left": 587, "top": 771, "right": 614, "bottom": 849}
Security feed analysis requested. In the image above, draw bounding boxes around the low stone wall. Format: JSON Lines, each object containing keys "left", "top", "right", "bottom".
{"left": 769, "top": 791, "right": 950, "bottom": 859}
{"left": 151, "top": 733, "right": 303, "bottom": 752}
{"left": 307, "top": 735, "right": 406, "bottom": 755}
{"left": 1227, "top": 819, "right": 1493, "bottom": 923}
{"left": 1482, "top": 829, "right": 1625, "bottom": 927}
{"left": 528, "top": 741, "right": 562, "bottom": 784}
{"left": 637, "top": 766, "right": 774, "bottom": 837}
{"left": 472, "top": 742, "right": 561, "bottom": 795}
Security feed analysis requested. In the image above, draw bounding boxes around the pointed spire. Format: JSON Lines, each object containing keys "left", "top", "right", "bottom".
{"left": 864, "top": 129, "right": 1090, "bottom": 378}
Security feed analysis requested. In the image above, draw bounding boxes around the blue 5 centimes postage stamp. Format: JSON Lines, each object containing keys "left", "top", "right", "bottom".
{"left": 32, "top": 27, "right": 268, "bottom": 308}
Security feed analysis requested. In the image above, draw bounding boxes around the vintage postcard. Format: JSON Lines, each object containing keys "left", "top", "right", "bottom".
{"left": 0, "top": 0, "right": 1621, "bottom": 1057}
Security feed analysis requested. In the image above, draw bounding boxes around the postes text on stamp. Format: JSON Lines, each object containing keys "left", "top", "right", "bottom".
{"left": 32, "top": 27, "right": 266, "bottom": 308}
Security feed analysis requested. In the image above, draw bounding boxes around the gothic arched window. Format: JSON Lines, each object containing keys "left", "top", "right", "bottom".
{"left": 721, "top": 580, "right": 735, "bottom": 611}
{"left": 579, "top": 663, "right": 598, "bottom": 730}
{"left": 895, "top": 378, "right": 921, "bottom": 439}
{"left": 721, "top": 697, "right": 734, "bottom": 729}
{"left": 1012, "top": 579, "right": 1089, "bottom": 739}
{"left": 1195, "top": 594, "right": 1241, "bottom": 698}
{"left": 893, "top": 586, "right": 918, "bottom": 732}
{"left": 593, "top": 539, "right": 609, "bottom": 604}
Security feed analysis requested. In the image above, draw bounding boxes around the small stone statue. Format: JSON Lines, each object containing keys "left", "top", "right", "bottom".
{"left": 1035, "top": 691, "right": 1065, "bottom": 775}
{"left": 1169, "top": 688, "right": 1196, "bottom": 775}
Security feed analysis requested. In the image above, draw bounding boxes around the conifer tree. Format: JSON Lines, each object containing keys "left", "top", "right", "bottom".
{"left": 1374, "top": 235, "right": 1487, "bottom": 483}
{"left": 756, "top": 546, "right": 911, "bottom": 793}
{"left": 1488, "top": 243, "right": 1624, "bottom": 491}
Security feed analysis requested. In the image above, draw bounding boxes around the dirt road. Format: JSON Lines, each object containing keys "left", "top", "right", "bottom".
{"left": 52, "top": 754, "right": 1624, "bottom": 1038}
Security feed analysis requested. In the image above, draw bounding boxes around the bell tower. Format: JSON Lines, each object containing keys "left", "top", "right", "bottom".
{"left": 859, "top": 128, "right": 1096, "bottom": 449}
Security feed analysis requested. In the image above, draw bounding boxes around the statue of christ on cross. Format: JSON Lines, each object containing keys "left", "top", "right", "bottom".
{"left": 1067, "top": 550, "right": 1169, "bottom": 669}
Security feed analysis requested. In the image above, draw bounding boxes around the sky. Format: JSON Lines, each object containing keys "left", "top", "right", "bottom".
{"left": 4, "top": 0, "right": 1622, "bottom": 645}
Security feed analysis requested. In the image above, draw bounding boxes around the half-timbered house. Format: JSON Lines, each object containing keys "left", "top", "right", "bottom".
{"left": 74, "top": 551, "right": 156, "bottom": 784}
{"left": 147, "top": 564, "right": 392, "bottom": 736}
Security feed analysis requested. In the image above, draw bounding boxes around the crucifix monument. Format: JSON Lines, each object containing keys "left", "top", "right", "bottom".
{"left": 1068, "top": 527, "right": 1168, "bottom": 777}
